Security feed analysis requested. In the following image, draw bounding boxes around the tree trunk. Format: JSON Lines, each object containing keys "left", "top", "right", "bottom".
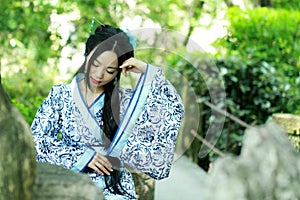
{"left": 223, "top": 0, "right": 234, "bottom": 7}
{"left": 259, "top": 0, "right": 272, "bottom": 7}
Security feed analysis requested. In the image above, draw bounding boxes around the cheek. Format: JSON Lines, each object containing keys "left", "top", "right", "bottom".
{"left": 89, "top": 67, "right": 97, "bottom": 74}
{"left": 105, "top": 73, "right": 118, "bottom": 81}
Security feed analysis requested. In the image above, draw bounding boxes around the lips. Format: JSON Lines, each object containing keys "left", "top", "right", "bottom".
{"left": 91, "top": 77, "right": 101, "bottom": 85}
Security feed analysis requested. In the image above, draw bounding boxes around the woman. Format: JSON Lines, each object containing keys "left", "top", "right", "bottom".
{"left": 31, "top": 24, "right": 184, "bottom": 199}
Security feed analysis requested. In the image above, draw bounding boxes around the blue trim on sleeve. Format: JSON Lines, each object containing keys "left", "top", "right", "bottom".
{"left": 71, "top": 148, "right": 96, "bottom": 172}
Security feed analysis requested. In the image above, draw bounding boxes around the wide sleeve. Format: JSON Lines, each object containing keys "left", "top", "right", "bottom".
{"left": 120, "top": 66, "right": 184, "bottom": 180}
{"left": 31, "top": 86, "right": 94, "bottom": 170}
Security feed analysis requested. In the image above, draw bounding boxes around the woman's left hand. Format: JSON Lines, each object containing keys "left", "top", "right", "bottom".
{"left": 119, "top": 57, "right": 147, "bottom": 77}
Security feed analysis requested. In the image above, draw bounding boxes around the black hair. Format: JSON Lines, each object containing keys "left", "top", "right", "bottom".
{"left": 77, "top": 24, "right": 134, "bottom": 143}
{"left": 76, "top": 24, "right": 134, "bottom": 198}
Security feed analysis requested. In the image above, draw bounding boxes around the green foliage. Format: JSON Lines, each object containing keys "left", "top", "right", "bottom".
{"left": 0, "top": 0, "right": 214, "bottom": 126}
{"left": 215, "top": 7, "right": 300, "bottom": 113}
{"left": 135, "top": 0, "right": 206, "bottom": 29}
{"left": 2, "top": 0, "right": 300, "bottom": 172}
{"left": 272, "top": 0, "right": 300, "bottom": 10}
{"left": 210, "top": 7, "right": 300, "bottom": 160}
{"left": 0, "top": 0, "right": 116, "bottom": 125}
{"left": 11, "top": 96, "right": 45, "bottom": 125}
{"left": 215, "top": 56, "right": 290, "bottom": 123}
{"left": 217, "top": 7, "right": 300, "bottom": 68}
{"left": 1, "top": 0, "right": 54, "bottom": 62}
{"left": 2, "top": 70, "right": 53, "bottom": 125}
{"left": 211, "top": 55, "right": 291, "bottom": 155}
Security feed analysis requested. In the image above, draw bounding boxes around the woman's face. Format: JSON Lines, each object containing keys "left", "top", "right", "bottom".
{"left": 86, "top": 50, "right": 119, "bottom": 90}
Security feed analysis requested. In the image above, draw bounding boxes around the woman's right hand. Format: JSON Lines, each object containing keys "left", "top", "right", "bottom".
{"left": 87, "top": 152, "right": 113, "bottom": 175}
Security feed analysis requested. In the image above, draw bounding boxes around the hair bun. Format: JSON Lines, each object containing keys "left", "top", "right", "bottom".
{"left": 84, "top": 24, "right": 133, "bottom": 59}
{"left": 95, "top": 25, "right": 122, "bottom": 36}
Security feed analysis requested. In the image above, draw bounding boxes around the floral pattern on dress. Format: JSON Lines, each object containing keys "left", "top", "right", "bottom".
{"left": 120, "top": 68, "right": 184, "bottom": 180}
{"left": 31, "top": 84, "right": 136, "bottom": 199}
{"left": 31, "top": 66, "right": 184, "bottom": 199}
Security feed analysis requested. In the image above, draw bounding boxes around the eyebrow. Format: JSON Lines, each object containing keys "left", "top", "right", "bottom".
{"left": 107, "top": 66, "right": 118, "bottom": 69}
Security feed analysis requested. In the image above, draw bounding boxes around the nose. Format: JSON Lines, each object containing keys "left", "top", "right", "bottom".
{"left": 95, "top": 68, "right": 104, "bottom": 79}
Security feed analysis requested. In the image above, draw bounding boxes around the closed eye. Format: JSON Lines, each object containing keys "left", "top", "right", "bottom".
{"left": 92, "top": 59, "right": 101, "bottom": 67}
{"left": 106, "top": 66, "right": 118, "bottom": 74}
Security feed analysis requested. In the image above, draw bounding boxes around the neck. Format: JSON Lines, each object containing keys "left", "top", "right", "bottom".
{"left": 88, "top": 85, "right": 104, "bottom": 95}
{"left": 79, "top": 80, "right": 104, "bottom": 106}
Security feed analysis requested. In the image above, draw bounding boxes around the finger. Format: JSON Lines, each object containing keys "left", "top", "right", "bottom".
{"left": 119, "top": 60, "right": 130, "bottom": 69}
{"left": 120, "top": 65, "right": 135, "bottom": 77}
{"left": 95, "top": 162, "right": 111, "bottom": 175}
{"left": 122, "top": 67, "right": 127, "bottom": 77}
{"left": 99, "top": 158, "right": 113, "bottom": 171}
{"left": 120, "top": 64, "right": 133, "bottom": 70}
{"left": 127, "top": 65, "right": 134, "bottom": 70}
{"left": 120, "top": 57, "right": 134, "bottom": 68}
{"left": 96, "top": 153, "right": 113, "bottom": 170}
{"left": 94, "top": 166, "right": 104, "bottom": 176}
{"left": 119, "top": 62, "right": 129, "bottom": 77}
{"left": 89, "top": 162, "right": 104, "bottom": 176}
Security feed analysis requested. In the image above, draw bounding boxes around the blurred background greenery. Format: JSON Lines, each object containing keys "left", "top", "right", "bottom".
{"left": 1, "top": 0, "right": 299, "bottom": 170}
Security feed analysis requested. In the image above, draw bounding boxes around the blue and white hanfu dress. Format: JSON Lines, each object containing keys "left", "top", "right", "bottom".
{"left": 31, "top": 65, "right": 184, "bottom": 199}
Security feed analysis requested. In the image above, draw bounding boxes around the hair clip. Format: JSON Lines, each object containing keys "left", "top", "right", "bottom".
{"left": 89, "top": 17, "right": 105, "bottom": 36}
{"left": 93, "top": 17, "right": 105, "bottom": 26}
{"left": 112, "top": 41, "right": 118, "bottom": 51}
{"left": 84, "top": 17, "right": 105, "bottom": 56}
